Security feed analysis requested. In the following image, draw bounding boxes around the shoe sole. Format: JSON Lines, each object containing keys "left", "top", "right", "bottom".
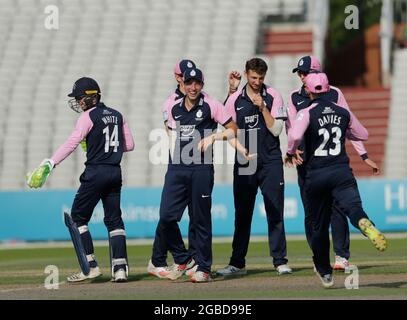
{"left": 359, "top": 219, "right": 387, "bottom": 251}
{"left": 277, "top": 271, "right": 292, "bottom": 275}
{"left": 216, "top": 270, "right": 247, "bottom": 277}
{"left": 112, "top": 278, "right": 128, "bottom": 283}
{"left": 148, "top": 271, "right": 170, "bottom": 279}
{"left": 67, "top": 272, "right": 102, "bottom": 283}
{"left": 191, "top": 278, "right": 211, "bottom": 283}
{"left": 316, "top": 274, "right": 334, "bottom": 289}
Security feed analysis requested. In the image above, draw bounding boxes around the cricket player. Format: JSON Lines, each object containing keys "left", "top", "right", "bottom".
{"left": 148, "top": 59, "right": 198, "bottom": 279}
{"left": 285, "top": 72, "right": 387, "bottom": 288}
{"left": 148, "top": 60, "right": 244, "bottom": 279}
{"left": 288, "top": 56, "right": 380, "bottom": 270}
{"left": 26, "top": 77, "right": 135, "bottom": 283}
{"left": 158, "top": 67, "right": 238, "bottom": 282}
{"left": 217, "top": 58, "right": 292, "bottom": 277}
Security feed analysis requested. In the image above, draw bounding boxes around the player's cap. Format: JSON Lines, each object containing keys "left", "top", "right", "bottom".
{"left": 292, "top": 56, "right": 321, "bottom": 73}
{"left": 183, "top": 68, "right": 204, "bottom": 84}
{"left": 174, "top": 59, "right": 196, "bottom": 76}
{"left": 68, "top": 77, "right": 100, "bottom": 98}
{"left": 304, "top": 72, "right": 330, "bottom": 94}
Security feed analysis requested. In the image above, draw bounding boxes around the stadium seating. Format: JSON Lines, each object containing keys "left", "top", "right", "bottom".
{"left": 0, "top": 0, "right": 396, "bottom": 191}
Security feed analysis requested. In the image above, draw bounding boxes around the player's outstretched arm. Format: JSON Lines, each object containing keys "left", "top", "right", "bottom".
{"left": 346, "top": 110, "right": 368, "bottom": 141}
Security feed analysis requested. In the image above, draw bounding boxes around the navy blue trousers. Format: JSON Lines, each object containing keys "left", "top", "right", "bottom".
{"left": 304, "top": 165, "right": 368, "bottom": 276}
{"left": 151, "top": 206, "right": 196, "bottom": 267}
{"left": 229, "top": 162, "right": 288, "bottom": 268}
{"left": 298, "top": 166, "right": 350, "bottom": 259}
{"left": 71, "top": 165, "right": 124, "bottom": 231}
{"left": 70, "top": 165, "right": 127, "bottom": 271}
{"left": 158, "top": 167, "right": 214, "bottom": 273}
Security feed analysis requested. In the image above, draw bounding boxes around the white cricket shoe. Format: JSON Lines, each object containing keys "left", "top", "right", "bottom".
{"left": 216, "top": 265, "right": 247, "bottom": 276}
{"left": 147, "top": 260, "right": 171, "bottom": 279}
{"left": 112, "top": 268, "right": 128, "bottom": 283}
{"left": 190, "top": 271, "right": 212, "bottom": 283}
{"left": 186, "top": 258, "right": 196, "bottom": 269}
{"left": 186, "top": 264, "right": 198, "bottom": 277}
{"left": 316, "top": 273, "right": 334, "bottom": 288}
{"left": 165, "top": 263, "right": 187, "bottom": 280}
{"left": 276, "top": 264, "right": 293, "bottom": 275}
{"left": 333, "top": 256, "right": 350, "bottom": 271}
{"left": 67, "top": 266, "right": 102, "bottom": 283}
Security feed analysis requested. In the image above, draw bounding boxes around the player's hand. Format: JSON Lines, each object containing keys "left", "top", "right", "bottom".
{"left": 295, "top": 149, "right": 304, "bottom": 165}
{"left": 198, "top": 135, "right": 215, "bottom": 152}
{"left": 243, "top": 149, "right": 257, "bottom": 161}
{"left": 252, "top": 94, "right": 265, "bottom": 112}
{"left": 26, "top": 159, "right": 54, "bottom": 188}
{"left": 364, "top": 158, "right": 380, "bottom": 175}
{"left": 80, "top": 140, "right": 87, "bottom": 152}
{"left": 284, "top": 155, "right": 295, "bottom": 168}
{"left": 228, "top": 71, "right": 242, "bottom": 92}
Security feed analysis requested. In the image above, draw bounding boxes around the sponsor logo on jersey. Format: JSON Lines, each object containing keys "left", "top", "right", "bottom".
{"left": 245, "top": 114, "right": 259, "bottom": 129}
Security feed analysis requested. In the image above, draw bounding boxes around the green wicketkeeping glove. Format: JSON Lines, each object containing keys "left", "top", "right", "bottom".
{"left": 80, "top": 140, "right": 87, "bottom": 152}
{"left": 26, "top": 159, "right": 54, "bottom": 188}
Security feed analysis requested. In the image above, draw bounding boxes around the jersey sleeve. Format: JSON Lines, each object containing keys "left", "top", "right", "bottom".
{"left": 287, "top": 106, "right": 312, "bottom": 155}
{"left": 335, "top": 87, "right": 350, "bottom": 110}
{"left": 122, "top": 117, "right": 135, "bottom": 152}
{"left": 224, "top": 91, "right": 238, "bottom": 123}
{"left": 162, "top": 95, "right": 174, "bottom": 124}
{"left": 285, "top": 91, "right": 298, "bottom": 134}
{"left": 209, "top": 98, "right": 233, "bottom": 126}
{"left": 268, "top": 88, "right": 287, "bottom": 120}
{"left": 51, "top": 110, "right": 94, "bottom": 165}
{"left": 333, "top": 88, "right": 368, "bottom": 156}
{"left": 346, "top": 110, "right": 369, "bottom": 141}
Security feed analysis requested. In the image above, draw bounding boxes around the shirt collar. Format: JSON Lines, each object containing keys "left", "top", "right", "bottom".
{"left": 179, "top": 93, "right": 204, "bottom": 112}
{"left": 241, "top": 84, "right": 268, "bottom": 100}
{"left": 175, "top": 85, "right": 184, "bottom": 99}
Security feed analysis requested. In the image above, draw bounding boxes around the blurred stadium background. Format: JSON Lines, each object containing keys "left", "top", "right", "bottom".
{"left": 1, "top": 0, "right": 407, "bottom": 242}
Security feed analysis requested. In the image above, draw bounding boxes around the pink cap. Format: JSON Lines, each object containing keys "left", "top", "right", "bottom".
{"left": 309, "top": 56, "right": 321, "bottom": 72}
{"left": 304, "top": 72, "right": 330, "bottom": 94}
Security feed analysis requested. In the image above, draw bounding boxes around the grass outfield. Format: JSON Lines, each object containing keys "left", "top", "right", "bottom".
{"left": 0, "top": 238, "right": 406, "bottom": 299}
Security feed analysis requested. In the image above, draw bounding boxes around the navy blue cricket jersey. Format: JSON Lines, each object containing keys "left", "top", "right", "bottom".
{"left": 225, "top": 84, "right": 287, "bottom": 166}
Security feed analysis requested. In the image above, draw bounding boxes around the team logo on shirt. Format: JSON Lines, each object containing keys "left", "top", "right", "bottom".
{"left": 245, "top": 114, "right": 259, "bottom": 129}
{"left": 195, "top": 109, "right": 203, "bottom": 121}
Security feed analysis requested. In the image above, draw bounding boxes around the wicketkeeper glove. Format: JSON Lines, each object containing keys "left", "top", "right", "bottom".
{"left": 26, "top": 159, "right": 55, "bottom": 188}
{"left": 80, "top": 140, "right": 87, "bottom": 152}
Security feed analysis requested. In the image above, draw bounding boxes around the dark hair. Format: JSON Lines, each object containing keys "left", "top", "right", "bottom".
{"left": 245, "top": 58, "right": 268, "bottom": 75}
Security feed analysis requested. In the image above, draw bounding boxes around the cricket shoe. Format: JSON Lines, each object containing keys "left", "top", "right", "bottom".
{"left": 333, "top": 256, "right": 350, "bottom": 271}
{"left": 316, "top": 273, "right": 334, "bottom": 289}
{"left": 358, "top": 218, "right": 387, "bottom": 251}
{"left": 216, "top": 265, "right": 247, "bottom": 276}
{"left": 186, "top": 264, "right": 198, "bottom": 277}
{"left": 190, "top": 271, "right": 212, "bottom": 283}
{"left": 112, "top": 268, "right": 128, "bottom": 283}
{"left": 165, "top": 262, "right": 188, "bottom": 280}
{"left": 147, "top": 260, "right": 171, "bottom": 279}
{"left": 67, "top": 266, "right": 102, "bottom": 283}
{"left": 276, "top": 264, "right": 293, "bottom": 275}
